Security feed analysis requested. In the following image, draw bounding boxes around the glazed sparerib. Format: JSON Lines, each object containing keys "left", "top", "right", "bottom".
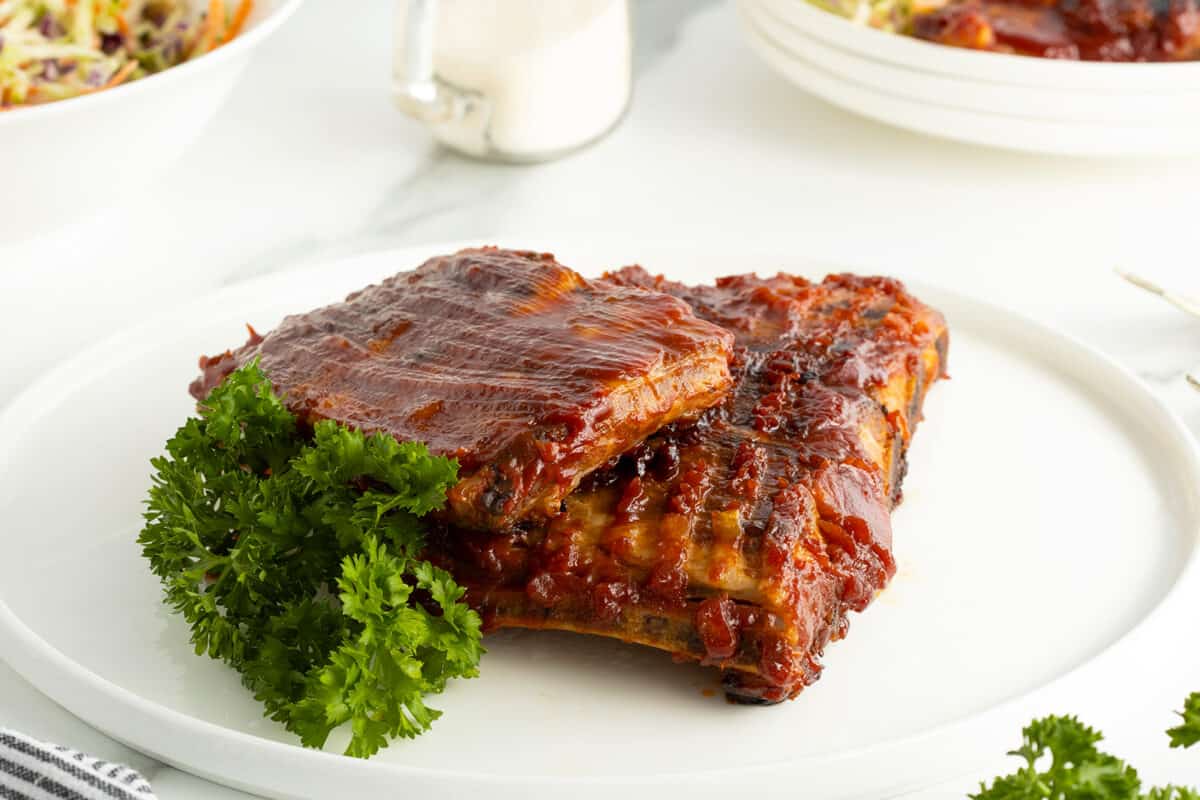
{"left": 189, "top": 248, "right": 734, "bottom": 532}
{"left": 428, "top": 269, "right": 948, "bottom": 702}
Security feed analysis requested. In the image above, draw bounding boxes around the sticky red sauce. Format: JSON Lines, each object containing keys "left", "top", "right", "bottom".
{"left": 913, "top": 0, "right": 1200, "bottom": 61}
{"left": 695, "top": 596, "right": 739, "bottom": 662}
{"left": 188, "top": 248, "right": 733, "bottom": 531}
{"left": 425, "top": 270, "right": 948, "bottom": 703}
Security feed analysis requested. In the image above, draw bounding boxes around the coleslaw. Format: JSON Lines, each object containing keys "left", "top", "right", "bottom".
{"left": 0, "top": 0, "right": 253, "bottom": 109}
{"left": 805, "top": 0, "right": 947, "bottom": 33}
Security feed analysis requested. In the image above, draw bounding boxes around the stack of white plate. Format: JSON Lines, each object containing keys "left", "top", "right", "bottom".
{"left": 738, "top": 0, "right": 1200, "bottom": 157}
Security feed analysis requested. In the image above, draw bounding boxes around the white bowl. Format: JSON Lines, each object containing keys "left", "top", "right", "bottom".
{"left": 750, "top": 0, "right": 1200, "bottom": 123}
{"left": 759, "top": 0, "right": 1200, "bottom": 91}
{"left": 0, "top": 0, "right": 302, "bottom": 240}
{"left": 739, "top": 0, "right": 1200, "bottom": 156}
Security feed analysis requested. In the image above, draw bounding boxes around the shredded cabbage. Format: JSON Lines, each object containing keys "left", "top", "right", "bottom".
{"left": 807, "top": 0, "right": 949, "bottom": 33}
{"left": 0, "top": 0, "right": 252, "bottom": 109}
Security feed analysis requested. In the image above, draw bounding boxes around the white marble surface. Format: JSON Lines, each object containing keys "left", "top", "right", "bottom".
{"left": 3, "top": 0, "right": 1200, "bottom": 797}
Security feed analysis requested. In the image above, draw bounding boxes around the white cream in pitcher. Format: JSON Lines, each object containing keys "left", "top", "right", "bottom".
{"left": 393, "top": 0, "right": 631, "bottom": 161}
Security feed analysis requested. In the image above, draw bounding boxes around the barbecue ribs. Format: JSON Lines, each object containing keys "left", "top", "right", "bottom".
{"left": 910, "top": 0, "right": 1200, "bottom": 61}
{"left": 427, "top": 270, "right": 948, "bottom": 703}
{"left": 189, "top": 248, "right": 735, "bottom": 531}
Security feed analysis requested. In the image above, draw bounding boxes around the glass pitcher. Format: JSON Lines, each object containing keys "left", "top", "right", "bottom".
{"left": 393, "top": 0, "right": 632, "bottom": 163}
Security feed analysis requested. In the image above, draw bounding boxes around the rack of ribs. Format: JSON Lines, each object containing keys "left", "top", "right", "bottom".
{"left": 426, "top": 269, "right": 948, "bottom": 703}
{"left": 189, "top": 248, "right": 735, "bottom": 531}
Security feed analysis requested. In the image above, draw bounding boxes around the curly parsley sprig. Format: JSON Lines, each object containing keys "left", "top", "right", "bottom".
{"left": 1169, "top": 694, "right": 1200, "bottom": 751}
{"left": 974, "top": 697, "right": 1200, "bottom": 800}
{"left": 139, "top": 361, "right": 482, "bottom": 758}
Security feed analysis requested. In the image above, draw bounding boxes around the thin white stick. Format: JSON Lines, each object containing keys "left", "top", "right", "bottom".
{"left": 1117, "top": 270, "right": 1200, "bottom": 319}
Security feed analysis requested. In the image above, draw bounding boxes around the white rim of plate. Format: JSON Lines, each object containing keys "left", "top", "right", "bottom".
{"left": 0, "top": 242, "right": 1197, "bottom": 791}
{"left": 755, "top": 0, "right": 1200, "bottom": 91}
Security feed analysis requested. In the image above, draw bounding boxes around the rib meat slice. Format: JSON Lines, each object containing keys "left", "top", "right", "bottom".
{"left": 427, "top": 270, "right": 948, "bottom": 702}
{"left": 189, "top": 248, "right": 735, "bottom": 531}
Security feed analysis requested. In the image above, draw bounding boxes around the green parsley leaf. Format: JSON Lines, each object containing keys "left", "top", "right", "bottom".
{"left": 139, "top": 360, "right": 482, "bottom": 758}
{"left": 1144, "top": 788, "right": 1200, "bottom": 800}
{"left": 1168, "top": 694, "right": 1200, "bottom": 750}
{"left": 975, "top": 707, "right": 1200, "bottom": 800}
{"left": 973, "top": 715, "right": 1142, "bottom": 800}
{"left": 286, "top": 536, "right": 483, "bottom": 757}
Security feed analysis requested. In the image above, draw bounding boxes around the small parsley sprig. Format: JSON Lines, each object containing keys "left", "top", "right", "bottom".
{"left": 1169, "top": 694, "right": 1200, "bottom": 751}
{"left": 974, "top": 697, "right": 1200, "bottom": 800}
{"left": 139, "top": 361, "right": 482, "bottom": 758}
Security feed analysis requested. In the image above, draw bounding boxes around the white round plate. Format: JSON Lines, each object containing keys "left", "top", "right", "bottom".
{"left": 738, "top": 0, "right": 1200, "bottom": 156}
{"left": 749, "top": 0, "right": 1200, "bottom": 123}
{"left": 758, "top": 0, "right": 1200, "bottom": 91}
{"left": 1, "top": 241, "right": 1198, "bottom": 800}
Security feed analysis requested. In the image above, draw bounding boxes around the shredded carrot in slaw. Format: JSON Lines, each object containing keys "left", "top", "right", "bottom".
{"left": 221, "top": 0, "right": 254, "bottom": 45}
{"left": 197, "top": 0, "right": 226, "bottom": 54}
{"left": 102, "top": 60, "right": 138, "bottom": 89}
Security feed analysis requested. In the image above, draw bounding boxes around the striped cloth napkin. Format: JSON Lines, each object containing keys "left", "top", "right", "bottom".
{"left": 0, "top": 729, "right": 156, "bottom": 800}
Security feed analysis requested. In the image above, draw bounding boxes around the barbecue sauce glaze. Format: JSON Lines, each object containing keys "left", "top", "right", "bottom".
{"left": 190, "top": 248, "right": 734, "bottom": 532}
{"left": 429, "top": 271, "right": 949, "bottom": 703}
